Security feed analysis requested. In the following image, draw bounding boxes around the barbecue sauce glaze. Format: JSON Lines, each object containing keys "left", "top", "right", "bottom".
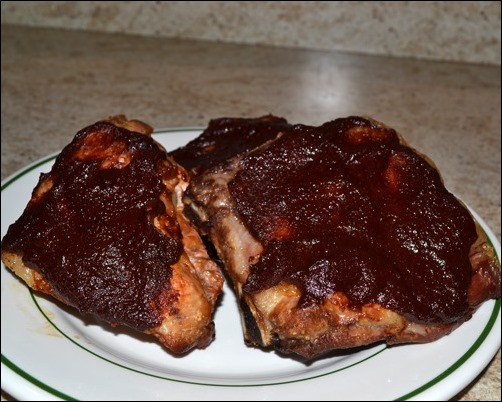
{"left": 2, "top": 121, "right": 183, "bottom": 330}
{"left": 230, "top": 117, "right": 477, "bottom": 324}
{"left": 170, "top": 115, "right": 291, "bottom": 174}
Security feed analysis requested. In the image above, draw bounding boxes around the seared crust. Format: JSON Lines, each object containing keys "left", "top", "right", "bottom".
{"left": 184, "top": 116, "right": 501, "bottom": 358}
{"left": 1, "top": 116, "right": 223, "bottom": 354}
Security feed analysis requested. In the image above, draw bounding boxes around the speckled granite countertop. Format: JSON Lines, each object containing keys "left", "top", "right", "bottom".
{"left": 1, "top": 24, "right": 500, "bottom": 401}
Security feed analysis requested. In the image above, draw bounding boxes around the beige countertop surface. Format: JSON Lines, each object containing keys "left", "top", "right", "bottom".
{"left": 1, "top": 24, "right": 500, "bottom": 401}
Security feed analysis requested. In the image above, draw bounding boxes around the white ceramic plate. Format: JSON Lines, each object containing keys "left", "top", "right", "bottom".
{"left": 1, "top": 128, "right": 500, "bottom": 401}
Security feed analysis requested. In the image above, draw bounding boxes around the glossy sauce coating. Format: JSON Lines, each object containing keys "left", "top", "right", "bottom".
{"left": 230, "top": 117, "right": 477, "bottom": 324}
{"left": 170, "top": 115, "right": 291, "bottom": 174}
{"left": 2, "top": 122, "right": 182, "bottom": 330}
